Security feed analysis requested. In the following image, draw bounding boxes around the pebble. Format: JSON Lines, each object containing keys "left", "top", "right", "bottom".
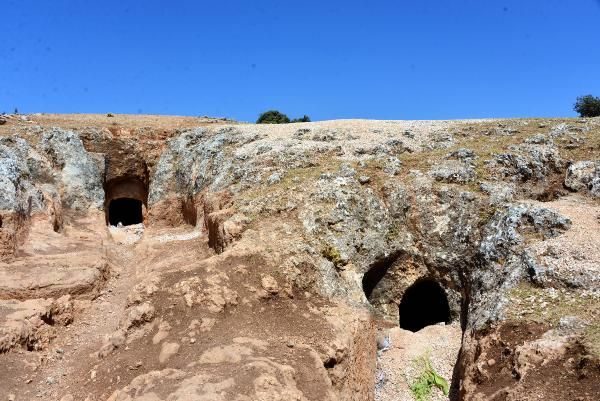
{"left": 261, "top": 275, "right": 279, "bottom": 295}
{"left": 159, "top": 342, "right": 180, "bottom": 364}
{"left": 358, "top": 175, "right": 371, "bottom": 184}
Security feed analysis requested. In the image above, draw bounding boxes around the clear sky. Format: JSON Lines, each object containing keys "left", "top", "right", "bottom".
{"left": 2, "top": 1, "right": 600, "bottom": 121}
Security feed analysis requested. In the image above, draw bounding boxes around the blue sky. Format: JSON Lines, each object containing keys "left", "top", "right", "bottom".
{"left": 2, "top": 1, "right": 600, "bottom": 121}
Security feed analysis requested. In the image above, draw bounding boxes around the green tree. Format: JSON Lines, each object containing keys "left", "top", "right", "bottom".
{"left": 574, "top": 95, "right": 600, "bottom": 117}
{"left": 291, "top": 115, "right": 311, "bottom": 123}
{"left": 256, "top": 110, "right": 290, "bottom": 124}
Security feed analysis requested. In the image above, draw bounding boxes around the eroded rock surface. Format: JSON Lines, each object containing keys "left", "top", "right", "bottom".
{"left": 0, "top": 114, "right": 599, "bottom": 400}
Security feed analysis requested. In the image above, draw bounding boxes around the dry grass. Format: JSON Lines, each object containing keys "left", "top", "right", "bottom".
{"left": 0, "top": 113, "right": 237, "bottom": 138}
{"left": 235, "top": 156, "right": 344, "bottom": 222}
{"left": 507, "top": 283, "right": 600, "bottom": 357}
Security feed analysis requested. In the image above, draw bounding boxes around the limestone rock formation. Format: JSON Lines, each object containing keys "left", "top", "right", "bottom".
{"left": 565, "top": 160, "right": 600, "bottom": 196}
{"left": 0, "top": 114, "right": 599, "bottom": 400}
{"left": 39, "top": 128, "right": 104, "bottom": 210}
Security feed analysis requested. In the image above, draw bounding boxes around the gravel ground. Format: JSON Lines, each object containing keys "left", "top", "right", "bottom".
{"left": 528, "top": 195, "right": 600, "bottom": 289}
{"left": 152, "top": 229, "right": 202, "bottom": 243}
{"left": 107, "top": 224, "right": 145, "bottom": 245}
{"left": 375, "top": 323, "right": 462, "bottom": 401}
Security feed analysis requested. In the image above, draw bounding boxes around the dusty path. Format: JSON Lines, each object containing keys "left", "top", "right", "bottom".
{"left": 13, "top": 229, "right": 143, "bottom": 399}
{"left": 2, "top": 223, "right": 209, "bottom": 400}
{"left": 1, "top": 215, "right": 367, "bottom": 401}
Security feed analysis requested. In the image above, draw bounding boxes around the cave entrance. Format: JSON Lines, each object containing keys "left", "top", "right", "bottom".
{"left": 104, "top": 177, "right": 148, "bottom": 227}
{"left": 399, "top": 279, "right": 451, "bottom": 332}
{"left": 108, "top": 198, "right": 143, "bottom": 226}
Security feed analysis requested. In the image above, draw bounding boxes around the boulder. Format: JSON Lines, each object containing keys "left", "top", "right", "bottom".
{"left": 429, "top": 160, "right": 476, "bottom": 184}
{"left": 565, "top": 161, "right": 600, "bottom": 196}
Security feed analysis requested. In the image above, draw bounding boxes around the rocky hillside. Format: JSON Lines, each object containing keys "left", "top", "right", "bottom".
{"left": 0, "top": 113, "right": 599, "bottom": 400}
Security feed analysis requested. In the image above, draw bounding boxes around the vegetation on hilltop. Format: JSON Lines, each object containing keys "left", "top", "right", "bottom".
{"left": 574, "top": 95, "right": 600, "bottom": 117}
{"left": 257, "top": 110, "right": 311, "bottom": 124}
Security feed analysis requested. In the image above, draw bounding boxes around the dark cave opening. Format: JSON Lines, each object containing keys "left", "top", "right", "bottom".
{"left": 361, "top": 254, "right": 398, "bottom": 301}
{"left": 104, "top": 177, "right": 148, "bottom": 226}
{"left": 399, "top": 279, "right": 451, "bottom": 332}
{"left": 108, "top": 198, "right": 143, "bottom": 226}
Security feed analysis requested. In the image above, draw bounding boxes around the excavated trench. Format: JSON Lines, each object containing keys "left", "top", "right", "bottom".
{"left": 76, "top": 134, "right": 152, "bottom": 228}
{"left": 362, "top": 255, "right": 464, "bottom": 400}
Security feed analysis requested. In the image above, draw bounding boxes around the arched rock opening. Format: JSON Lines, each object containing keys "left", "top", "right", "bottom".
{"left": 399, "top": 279, "right": 451, "bottom": 332}
{"left": 104, "top": 178, "right": 148, "bottom": 226}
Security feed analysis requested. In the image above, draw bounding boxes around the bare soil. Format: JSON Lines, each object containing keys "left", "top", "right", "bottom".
{"left": 471, "top": 321, "right": 600, "bottom": 401}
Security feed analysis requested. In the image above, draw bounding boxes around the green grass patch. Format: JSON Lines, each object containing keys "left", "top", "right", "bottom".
{"left": 409, "top": 355, "right": 449, "bottom": 401}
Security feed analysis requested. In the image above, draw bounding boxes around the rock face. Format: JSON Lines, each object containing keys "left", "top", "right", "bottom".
{"left": 468, "top": 204, "right": 571, "bottom": 328}
{"left": 492, "top": 140, "right": 563, "bottom": 182}
{"left": 429, "top": 159, "right": 476, "bottom": 184}
{"left": 0, "top": 115, "right": 599, "bottom": 401}
{"left": 565, "top": 160, "right": 600, "bottom": 196}
{"left": 0, "top": 136, "right": 61, "bottom": 258}
{"left": 39, "top": 129, "right": 104, "bottom": 210}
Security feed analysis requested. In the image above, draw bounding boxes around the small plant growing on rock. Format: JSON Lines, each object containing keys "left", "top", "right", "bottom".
{"left": 409, "top": 356, "right": 449, "bottom": 401}
{"left": 574, "top": 95, "right": 600, "bottom": 117}
{"left": 321, "top": 244, "right": 345, "bottom": 269}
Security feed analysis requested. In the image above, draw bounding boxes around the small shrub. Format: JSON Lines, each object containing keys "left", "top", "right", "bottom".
{"left": 291, "top": 115, "right": 311, "bottom": 123}
{"left": 256, "top": 110, "right": 290, "bottom": 124}
{"left": 574, "top": 95, "right": 600, "bottom": 117}
{"left": 257, "top": 111, "right": 311, "bottom": 124}
{"left": 409, "top": 356, "right": 449, "bottom": 401}
{"left": 106, "top": 113, "right": 115, "bottom": 117}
